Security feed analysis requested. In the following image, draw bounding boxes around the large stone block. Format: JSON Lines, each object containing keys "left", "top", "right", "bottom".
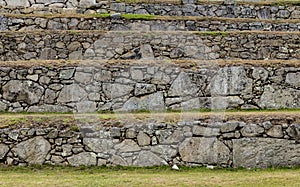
{"left": 67, "top": 152, "right": 97, "bottom": 166}
{"left": 233, "top": 138, "right": 300, "bottom": 168}
{"left": 168, "top": 72, "right": 198, "bottom": 97}
{"left": 133, "top": 151, "right": 166, "bottom": 167}
{"left": 179, "top": 137, "right": 230, "bottom": 165}
{"left": 2, "top": 80, "right": 44, "bottom": 105}
{"left": 12, "top": 136, "right": 51, "bottom": 164}
{"left": 209, "top": 66, "right": 252, "bottom": 96}
{"left": 0, "top": 144, "right": 9, "bottom": 159}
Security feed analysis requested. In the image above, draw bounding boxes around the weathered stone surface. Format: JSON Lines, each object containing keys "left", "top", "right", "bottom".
{"left": 286, "top": 72, "right": 300, "bottom": 88}
{"left": 233, "top": 138, "right": 300, "bottom": 168}
{"left": 28, "top": 105, "right": 71, "bottom": 113}
{"left": 74, "top": 72, "right": 92, "bottom": 84}
{"left": 133, "top": 151, "right": 166, "bottom": 167}
{"left": 258, "top": 86, "right": 295, "bottom": 109}
{"left": 192, "top": 126, "right": 220, "bottom": 137}
{"left": 151, "top": 145, "right": 177, "bottom": 160}
{"left": 0, "top": 144, "right": 9, "bottom": 159}
{"left": 94, "top": 70, "right": 112, "bottom": 82}
{"left": 115, "top": 139, "right": 141, "bottom": 153}
{"left": 179, "top": 137, "right": 230, "bottom": 164}
{"left": 134, "top": 83, "right": 156, "bottom": 96}
{"left": 241, "top": 124, "right": 264, "bottom": 137}
{"left": 12, "top": 136, "right": 51, "bottom": 164}
{"left": 286, "top": 124, "right": 300, "bottom": 140}
{"left": 7, "top": 0, "right": 30, "bottom": 7}
{"left": 168, "top": 72, "right": 198, "bottom": 97}
{"left": 266, "top": 125, "right": 283, "bottom": 138}
{"left": 140, "top": 44, "right": 154, "bottom": 59}
{"left": 76, "top": 101, "right": 97, "bottom": 113}
{"left": 122, "top": 92, "right": 165, "bottom": 111}
{"left": 110, "top": 155, "right": 128, "bottom": 166}
{"left": 67, "top": 152, "right": 97, "bottom": 166}
{"left": 83, "top": 138, "right": 114, "bottom": 153}
{"left": 3, "top": 80, "right": 44, "bottom": 105}
{"left": 57, "top": 84, "right": 87, "bottom": 103}
{"left": 220, "top": 121, "right": 239, "bottom": 133}
{"left": 137, "top": 132, "right": 151, "bottom": 146}
{"left": 103, "top": 83, "right": 133, "bottom": 99}
{"left": 210, "top": 66, "right": 252, "bottom": 96}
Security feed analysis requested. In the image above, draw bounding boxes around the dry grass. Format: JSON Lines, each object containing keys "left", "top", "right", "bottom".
{"left": 0, "top": 110, "right": 299, "bottom": 129}
{"left": 0, "top": 59, "right": 300, "bottom": 68}
{"left": 0, "top": 166, "right": 300, "bottom": 187}
{"left": 4, "top": 13, "right": 300, "bottom": 24}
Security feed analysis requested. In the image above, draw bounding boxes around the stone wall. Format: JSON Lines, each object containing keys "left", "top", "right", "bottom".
{"left": 2, "top": 15, "right": 300, "bottom": 32}
{"left": 1, "top": 0, "right": 300, "bottom": 20}
{"left": 1, "top": 116, "right": 300, "bottom": 168}
{"left": 1, "top": 31, "right": 300, "bottom": 61}
{"left": 0, "top": 62, "right": 299, "bottom": 113}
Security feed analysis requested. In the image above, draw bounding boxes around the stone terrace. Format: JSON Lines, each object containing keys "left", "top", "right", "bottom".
{"left": 0, "top": 0, "right": 300, "bottom": 168}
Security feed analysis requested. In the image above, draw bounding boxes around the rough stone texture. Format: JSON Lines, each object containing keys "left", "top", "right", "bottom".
{"left": 115, "top": 139, "right": 141, "bottom": 153}
{"left": 67, "top": 152, "right": 97, "bottom": 166}
{"left": 122, "top": 92, "right": 165, "bottom": 111}
{"left": 137, "top": 132, "right": 151, "bottom": 146}
{"left": 83, "top": 138, "right": 114, "bottom": 153}
{"left": 0, "top": 144, "right": 9, "bottom": 159}
{"left": 57, "top": 84, "right": 87, "bottom": 103}
{"left": 192, "top": 126, "right": 220, "bottom": 137}
{"left": 241, "top": 124, "right": 264, "bottom": 137}
{"left": 3, "top": 80, "right": 44, "bottom": 105}
{"left": 133, "top": 151, "right": 166, "bottom": 167}
{"left": 168, "top": 72, "right": 198, "bottom": 97}
{"left": 179, "top": 137, "right": 230, "bottom": 165}
{"left": 266, "top": 125, "right": 283, "bottom": 138}
{"left": 233, "top": 138, "right": 300, "bottom": 168}
{"left": 3, "top": 32, "right": 300, "bottom": 61}
{"left": 12, "top": 136, "right": 51, "bottom": 164}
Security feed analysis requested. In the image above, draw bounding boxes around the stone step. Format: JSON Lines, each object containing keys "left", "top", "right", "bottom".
{"left": 2, "top": 13, "right": 300, "bottom": 32}
{"left": 1, "top": 0, "right": 300, "bottom": 20}
{"left": 0, "top": 59, "right": 299, "bottom": 113}
{"left": 0, "top": 110, "right": 300, "bottom": 168}
{"left": 1, "top": 30, "right": 300, "bottom": 61}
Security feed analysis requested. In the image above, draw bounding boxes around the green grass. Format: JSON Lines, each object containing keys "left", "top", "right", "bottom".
{"left": 1, "top": 165, "right": 300, "bottom": 187}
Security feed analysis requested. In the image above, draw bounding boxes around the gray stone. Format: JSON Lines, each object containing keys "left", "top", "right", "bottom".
{"left": 266, "top": 125, "right": 283, "bottom": 138}
{"left": 59, "top": 69, "right": 75, "bottom": 79}
{"left": 103, "top": 83, "right": 133, "bottom": 99}
{"left": 94, "top": 70, "right": 112, "bottom": 82}
{"left": 110, "top": 155, "right": 128, "bottom": 166}
{"left": 115, "top": 139, "right": 141, "bottom": 153}
{"left": 7, "top": 0, "right": 30, "bottom": 7}
{"left": 28, "top": 105, "right": 71, "bottom": 113}
{"left": 12, "top": 136, "right": 51, "bottom": 164}
{"left": 286, "top": 72, "right": 300, "bottom": 88}
{"left": 67, "top": 152, "right": 97, "bottom": 166}
{"left": 51, "top": 155, "right": 64, "bottom": 164}
{"left": 69, "top": 50, "right": 83, "bottom": 60}
{"left": 233, "top": 138, "right": 300, "bottom": 168}
{"left": 2, "top": 80, "right": 44, "bottom": 105}
{"left": 134, "top": 83, "right": 156, "bottom": 96}
{"left": 40, "top": 48, "right": 57, "bottom": 60}
{"left": 179, "top": 137, "right": 230, "bottom": 165}
{"left": 0, "top": 144, "right": 9, "bottom": 159}
{"left": 83, "top": 138, "right": 114, "bottom": 153}
{"left": 258, "top": 86, "right": 294, "bottom": 109}
{"left": 168, "top": 72, "right": 198, "bottom": 97}
{"left": 57, "top": 84, "right": 87, "bottom": 103}
{"left": 192, "top": 126, "right": 220, "bottom": 137}
{"left": 241, "top": 124, "right": 264, "bottom": 137}
{"left": 252, "top": 67, "right": 268, "bottom": 81}
{"left": 74, "top": 72, "right": 92, "bottom": 84}
{"left": 210, "top": 66, "right": 252, "bottom": 96}
{"left": 76, "top": 101, "right": 97, "bottom": 113}
{"left": 151, "top": 145, "right": 178, "bottom": 160}
{"left": 140, "top": 44, "right": 154, "bottom": 59}
{"left": 286, "top": 124, "right": 300, "bottom": 140}
{"left": 220, "top": 121, "right": 239, "bottom": 133}
{"left": 137, "top": 132, "right": 151, "bottom": 146}
{"left": 126, "top": 128, "right": 136, "bottom": 139}
{"left": 133, "top": 151, "right": 166, "bottom": 167}
{"left": 122, "top": 92, "right": 165, "bottom": 111}
{"left": 62, "top": 144, "right": 73, "bottom": 157}
{"left": 0, "top": 101, "right": 7, "bottom": 111}
{"left": 79, "top": 0, "right": 96, "bottom": 7}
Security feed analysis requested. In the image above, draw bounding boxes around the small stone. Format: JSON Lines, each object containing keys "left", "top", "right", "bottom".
{"left": 266, "top": 125, "right": 283, "bottom": 138}
{"left": 67, "top": 152, "right": 97, "bottom": 166}
{"left": 137, "top": 132, "right": 151, "bottom": 146}
{"left": 172, "top": 164, "right": 179, "bottom": 170}
{"left": 241, "top": 124, "right": 264, "bottom": 137}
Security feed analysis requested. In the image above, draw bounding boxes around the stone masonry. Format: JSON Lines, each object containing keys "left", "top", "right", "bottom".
{"left": 0, "top": 117, "right": 300, "bottom": 168}
{"left": 0, "top": 63, "right": 299, "bottom": 112}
